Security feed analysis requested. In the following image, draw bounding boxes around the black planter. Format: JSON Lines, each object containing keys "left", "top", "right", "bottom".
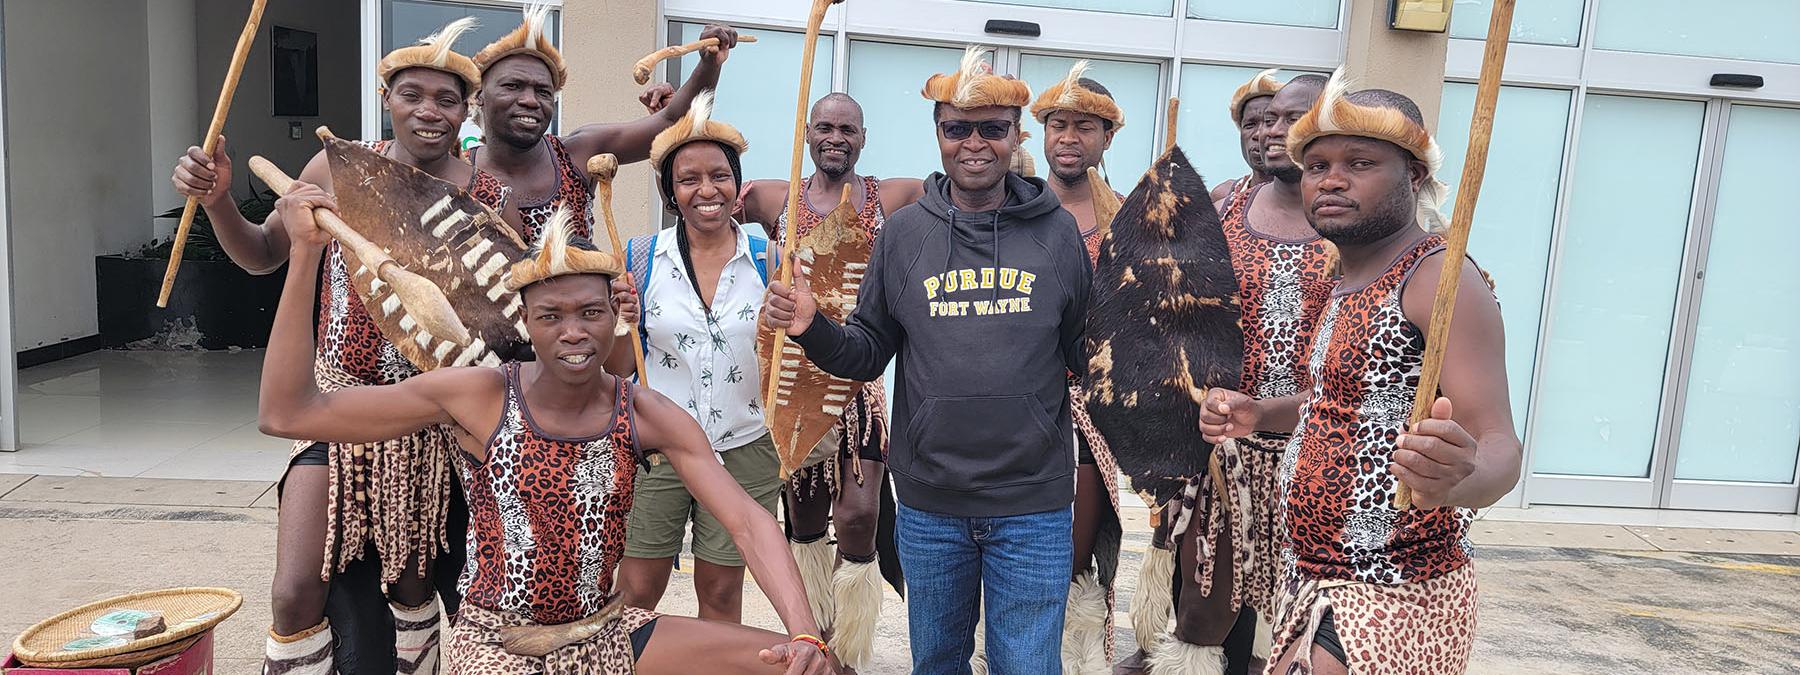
{"left": 96, "top": 254, "right": 287, "bottom": 350}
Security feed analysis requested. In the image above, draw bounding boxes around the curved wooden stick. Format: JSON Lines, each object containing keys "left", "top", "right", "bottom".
{"left": 1396, "top": 0, "right": 1516, "bottom": 510}
{"left": 246, "top": 156, "right": 472, "bottom": 346}
{"left": 632, "top": 35, "right": 759, "bottom": 85}
{"left": 586, "top": 154, "right": 649, "bottom": 386}
{"left": 1164, "top": 96, "right": 1180, "bottom": 152}
{"left": 764, "top": 0, "right": 841, "bottom": 414}
{"left": 158, "top": 0, "right": 269, "bottom": 307}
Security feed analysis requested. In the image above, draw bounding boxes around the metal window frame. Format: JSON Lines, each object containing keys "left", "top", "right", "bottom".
{"left": 360, "top": 0, "right": 566, "bottom": 140}
{"left": 0, "top": 0, "right": 18, "bottom": 452}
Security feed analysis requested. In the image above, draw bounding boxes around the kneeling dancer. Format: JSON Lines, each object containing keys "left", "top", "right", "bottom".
{"left": 258, "top": 199, "right": 838, "bottom": 674}
{"left": 1202, "top": 76, "right": 1520, "bottom": 675}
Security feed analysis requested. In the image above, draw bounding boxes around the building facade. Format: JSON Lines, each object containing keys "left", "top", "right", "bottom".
{"left": 1, "top": 0, "right": 1797, "bottom": 523}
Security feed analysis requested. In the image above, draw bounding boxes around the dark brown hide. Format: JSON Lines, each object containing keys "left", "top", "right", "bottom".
{"left": 1083, "top": 145, "right": 1242, "bottom": 508}
{"left": 326, "top": 137, "right": 531, "bottom": 370}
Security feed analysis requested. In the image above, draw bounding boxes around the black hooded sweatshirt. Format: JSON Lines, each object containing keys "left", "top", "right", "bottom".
{"left": 795, "top": 171, "right": 1092, "bottom": 517}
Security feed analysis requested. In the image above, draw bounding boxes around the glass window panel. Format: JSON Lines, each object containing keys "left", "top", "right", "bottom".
{"left": 384, "top": 1, "right": 561, "bottom": 144}
{"left": 1436, "top": 83, "right": 1571, "bottom": 438}
{"left": 1675, "top": 106, "right": 1800, "bottom": 484}
{"left": 847, "top": 41, "right": 977, "bottom": 183}
{"left": 965, "top": 0, "right": 1174, "bottom": 18}
{"left": 1188, "top": 0, "right": 1338, "bottom": 29}
{"left": 1449, "top": 0, "right": 1583, "bottom": 46}
{"left": 1018, "top": 55, "right": 1161, "bottom": 189}
{"left": 1594, "top": 0, "right": 1800, "bottom": 65}
{"left": 1174, "top": 64, "right": 1323, "bottom": 194}
{"left": 1530, "top": 95, "right": 1703, "bottom": 478}
{"left": 672, "top": 23, "right": 833, "bottom": 183}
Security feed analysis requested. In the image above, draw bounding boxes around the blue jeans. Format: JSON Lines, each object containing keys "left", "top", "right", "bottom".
{"left": 897, "top": 503, "right": 1073, "bottom": 675}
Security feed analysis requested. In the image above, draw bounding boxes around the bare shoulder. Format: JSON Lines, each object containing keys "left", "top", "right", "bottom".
{"left": 878, "top": 177, "right": 926, "bottom": 215}
{"left": 742, "top": 179, "right": 789, "bottom": 226}
{"left": 295, "top": 149, "right": 332, "bottom": 192}
{"left": 1208, "top": 180, "right": 1232, "bottom": 203}
{"left": 628, "top": 384, "right": 701, "bottom": 453}
{"left": 1401, "top": 249, "right": 1500, "bottom": 328}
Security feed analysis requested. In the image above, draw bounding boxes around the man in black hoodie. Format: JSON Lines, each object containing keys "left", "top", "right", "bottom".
{"left": 763, "top": 47, "right": 1092, "bottom": 674}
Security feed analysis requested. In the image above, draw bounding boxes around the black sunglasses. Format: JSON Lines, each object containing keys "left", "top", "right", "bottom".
{"left": 937, "top": 119, "right": 1014, "bottom": 141}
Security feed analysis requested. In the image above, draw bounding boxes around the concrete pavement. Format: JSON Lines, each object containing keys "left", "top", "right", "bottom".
{"left": 1, "top": 474, "right": 1796, "bottom": 674}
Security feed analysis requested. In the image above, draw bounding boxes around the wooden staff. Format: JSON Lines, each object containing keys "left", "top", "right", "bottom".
{"left": 586, "top": 155, "right": 648, "bottom": 386}
{"left": 247, "top": 157, "right": 472, "bottom": 346}
{"left": 1396, "top": 0, "right": 1516, "bottom": 510}
{"left": 764, "top": 0, "right": 843, "bottom": 411}
{"left": 1164, "top": 96, "right": 1180, "bottom": 152}
{"left": 158, "top": 0, "right": 270, "bottom": 307}
{"left": 632, "top": 35, "right": 759, "bottom": 85}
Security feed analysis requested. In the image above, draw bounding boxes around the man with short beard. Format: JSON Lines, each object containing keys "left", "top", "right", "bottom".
{"left": 762, "top": 47, "right": 1092, "bottom": 674}
{"left": 1023, "top": 62, "right": 1125, "bottom": 674}
{"left": 1208, "top": 68, "right": 1283, "bottom": 204}
{"left": 1201, "top": 77, "right": 1520, "bottom": 675}
{"left": 1121, "top": 74, "right": 1334, "bottom": 675}
{"left": 468, "top": 5, "right": 737, "bottom": 239}
{"left": 735, "top": 91, "right": 922, "bottom": 670}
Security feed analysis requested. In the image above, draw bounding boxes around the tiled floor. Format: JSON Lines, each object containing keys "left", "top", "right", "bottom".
{"left": 1, "top": 350, "right": 291, "bottom": 480}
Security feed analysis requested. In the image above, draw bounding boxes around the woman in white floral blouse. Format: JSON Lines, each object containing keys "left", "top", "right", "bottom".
{"left": 608, "top": 94, "right": 782, "bottom": 625}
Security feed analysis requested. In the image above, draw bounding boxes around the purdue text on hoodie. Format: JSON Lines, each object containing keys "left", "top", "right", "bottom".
{"left": 796, "top": 172, "right": 1092, "bottom": 518}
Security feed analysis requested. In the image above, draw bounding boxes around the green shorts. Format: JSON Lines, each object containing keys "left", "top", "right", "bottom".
{"left": 624, "top": 433, "right": 782, "bottom": 567}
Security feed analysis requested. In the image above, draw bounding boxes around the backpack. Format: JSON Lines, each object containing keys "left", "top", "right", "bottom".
{"left": 624, "top": 229, "right": 770, "bottom": 360}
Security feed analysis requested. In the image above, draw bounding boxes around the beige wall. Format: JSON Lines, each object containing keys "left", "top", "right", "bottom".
{"left": 561, "top": 0, "right": 659, "bottom": 238}
{"left": 3, "top": 0, "right": 155, "bottom": 348}
{"left": 148, "top": 0, "right": 199, "bottom": 241}
{"left": 1341, "top": 0, "right": 1450, "bottom": 130}
{"left": 194, "top": 0, "right": 360, "bottom": 195}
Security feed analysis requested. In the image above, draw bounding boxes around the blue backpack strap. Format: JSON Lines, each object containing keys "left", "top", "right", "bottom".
{"left": 626, "top": 232, "right": 658, "bottom": 360}
{"left": 747, "top": 234, "right": 770, "bottom": 285}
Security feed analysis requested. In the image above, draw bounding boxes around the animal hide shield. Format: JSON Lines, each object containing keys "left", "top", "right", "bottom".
{"left": 758, "top": 192, "right": 871, "bottom": 478}
{"left": 325, "top": 137, "right": 531, "bottom": 371}
{"left": 1083, "top": 146, "right": 1243, "bottom": 508}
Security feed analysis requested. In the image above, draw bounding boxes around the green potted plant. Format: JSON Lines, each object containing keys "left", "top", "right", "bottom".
{"left": 96, "top": 190, "right": 289, "bottom": 350}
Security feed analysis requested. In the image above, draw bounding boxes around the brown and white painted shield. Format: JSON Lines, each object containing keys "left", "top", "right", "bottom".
{"left": 325, "top": 137, "right": 532, "bottom": 371}
{"left": 1084, "top": 145, "right": 1243, "bottom": 508}
{"left": 758, "top": 192, "right": 871, "bottom": 478}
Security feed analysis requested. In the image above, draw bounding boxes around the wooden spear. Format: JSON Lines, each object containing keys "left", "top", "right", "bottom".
{"left": 764, "top": 0, "right": 843, "bottom": 412}
{"left": 158, "top": 0, "right": 270, "bottom": 308}
{"left": 632, "top": 35, "right": 759, "bottom": 85}
{"left": 1396, "top": 0, "right": 1516, "bottom": 510}
{"left": 586, "top": 155, "right": 648, "bottom": 385}
{"left": 1164, "top": 96, "right": 1180, "bottom": 152}
{"left": 246, "top": 157, "right": 472, "bottom": 346}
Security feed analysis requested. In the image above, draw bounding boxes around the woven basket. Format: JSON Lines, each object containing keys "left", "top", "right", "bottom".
{"left": 11, "top": 587, "right": 241, "bottom": 667}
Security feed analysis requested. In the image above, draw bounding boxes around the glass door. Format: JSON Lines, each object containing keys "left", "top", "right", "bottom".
{"left": 1522, "top": 94, "right": 1707, "bottom": 508}
{"left": 1662, "top": 103, "right": 1800, "bottom": 513}
{"left": 1523, "top": 95, "right": 1800, "bottom": 514}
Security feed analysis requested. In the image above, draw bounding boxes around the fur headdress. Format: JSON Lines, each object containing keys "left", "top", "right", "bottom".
{"left": 1227, "top": 67, "right": 1282, "bottom": 124}
{"left": 648, "top": 90, "right": 749, "bottom": 170}
{"left": 1030, "top": 61, "right": 1125, "bottom": 128}
{"left": 503, "top": 205, "right": 623, "bottom": 292}
{"left": 921, "top": 46, "right": 1032, "bottom": 109}
{"left": 1286, "top": 68, "right": 1448, "bottom": 232}
{"left": 377, "top": 17, "right": 482, "bottom": 95}
{"left": 473, "top": 3, "right": 568, "bottom": 89}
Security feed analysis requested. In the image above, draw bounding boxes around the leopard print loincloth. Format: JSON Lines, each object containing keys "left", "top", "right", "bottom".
{"left": 1264, "top": 564, "right": 1478, "bottom": 675}
{"left": 447, "top": 603, "right": 660, "bottom": 674}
